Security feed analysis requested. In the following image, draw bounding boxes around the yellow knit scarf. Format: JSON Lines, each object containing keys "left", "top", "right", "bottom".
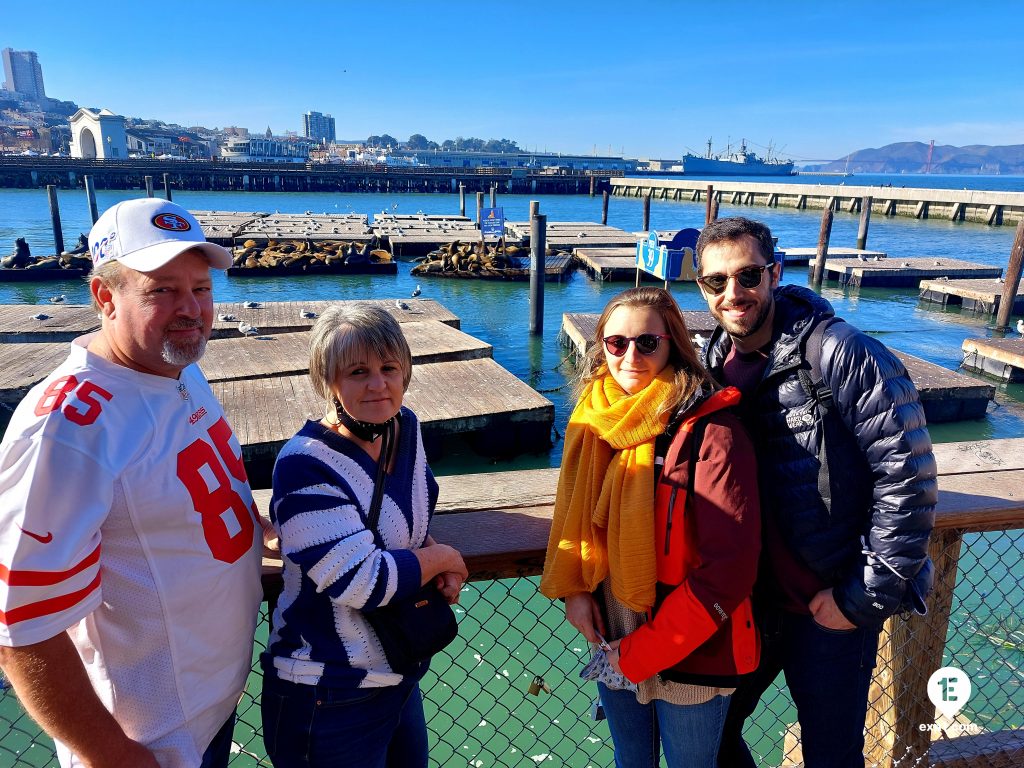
{"left": 539, "top": 367, "right": 673, "bottom": 613}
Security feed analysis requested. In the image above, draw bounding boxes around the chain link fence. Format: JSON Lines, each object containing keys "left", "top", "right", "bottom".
{"left": 1, "top": 528, "right": 1022, "bottom": 767}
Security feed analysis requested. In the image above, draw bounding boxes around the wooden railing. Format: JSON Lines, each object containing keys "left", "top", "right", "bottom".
{"left": 260, "top": 438, "right": 1024, "bottom": 767}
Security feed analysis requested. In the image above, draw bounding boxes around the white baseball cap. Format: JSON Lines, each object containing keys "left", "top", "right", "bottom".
{"left": 88, "top": 198, "right": 232, "bottom": 272}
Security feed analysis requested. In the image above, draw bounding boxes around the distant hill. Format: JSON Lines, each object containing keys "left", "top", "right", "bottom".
{"left": 809, "top": 142, "right": 1024, "bottom": 175}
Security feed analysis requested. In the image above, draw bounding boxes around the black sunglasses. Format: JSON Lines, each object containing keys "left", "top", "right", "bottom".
{"left": 696, "top": 261, "right": 775, "bottom": 296}
{"left": 602, "top": 333, "right": 671, "bottom": 357}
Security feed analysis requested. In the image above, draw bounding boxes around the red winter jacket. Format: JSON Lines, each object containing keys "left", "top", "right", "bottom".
{"left": 619, "top": 387, "right": 761, "bottom": 686}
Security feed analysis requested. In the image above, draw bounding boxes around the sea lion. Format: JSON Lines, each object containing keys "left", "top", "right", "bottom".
{"left": 369, "top": 249, "right": 392, "bottom": 263}
{"left": 243, "top": 239, "right": 258, "bottom": 249}
{"left": 26, "top": 257, "right": 60, "bottom": 270}
{"left": 4, "top": 238, "right": 32, "bottom": 269}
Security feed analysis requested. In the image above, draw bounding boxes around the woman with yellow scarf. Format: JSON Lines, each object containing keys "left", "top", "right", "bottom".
{"left": 540, "top": 287, "right": 761, "bottom": 768}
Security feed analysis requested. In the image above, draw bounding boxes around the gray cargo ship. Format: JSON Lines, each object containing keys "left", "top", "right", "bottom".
{"left": 682, "top": 139, "right": 795, "bottom": 176}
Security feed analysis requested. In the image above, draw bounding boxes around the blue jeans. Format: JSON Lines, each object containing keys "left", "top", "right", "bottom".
{"left": 199, "top": 713, "right": 236, "bottom": 768}
{"left": 261, "top": 674, "right": 427, "bottom": 768}
{"left": 717, "top": 609, "right": 881, "bottom": 768}
{"left": 598, "top": 683, "right": 731, "bottom": 768}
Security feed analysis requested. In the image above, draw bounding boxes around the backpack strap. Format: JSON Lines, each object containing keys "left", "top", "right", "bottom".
{"left": 796, "top": 317, "right": 841, "bottom": 518}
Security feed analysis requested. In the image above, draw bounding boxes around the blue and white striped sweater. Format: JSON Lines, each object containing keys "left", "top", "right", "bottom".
{"left": 263, "top": 407, "right": 439, "bottom": 688}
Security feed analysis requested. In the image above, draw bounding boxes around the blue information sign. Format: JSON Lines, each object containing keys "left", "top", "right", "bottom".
{"left": 481, "top": 207, "right": 504, "bottom": 237}
{"left": 635, "top": 228, "right": 700, "bottom": 281}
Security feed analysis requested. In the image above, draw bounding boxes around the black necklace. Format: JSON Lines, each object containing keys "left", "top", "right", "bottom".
{"left": 332, "top": 397, "right": 399, "bottom": 443}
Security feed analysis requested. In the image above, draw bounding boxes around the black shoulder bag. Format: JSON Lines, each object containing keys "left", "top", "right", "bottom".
{"left": 358, "top": 412, "right": 458, "bottom": 674}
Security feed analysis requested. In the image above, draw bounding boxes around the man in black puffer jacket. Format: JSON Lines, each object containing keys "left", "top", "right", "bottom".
{"left": 694, "top": 217, "right": 937, "bottom": 768}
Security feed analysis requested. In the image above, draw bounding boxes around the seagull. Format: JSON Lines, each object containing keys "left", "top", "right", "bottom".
{"left": 937, "top": 276, "right": 950, "bottom": 282}
{"left": 856, "top": 254, "right": 867, "bottom": 262}
{"left": 995, "top": 276, "right": 1005, "bottom": 284}
{"left": 238, "top": 321, "right": 258, "bottom": 336}
{"left": 901, "top": 262, "right": 911, "bottom": 268}
{"left": 1017, "top": 319, "right": 1024, "bottom": 338}
{"left": 217, "top": 313, "right": 238, "bottom": 322}
{"left": 871, "top": 255, "right": 882, "bottom": 262}
{"left": 411, "top": 285, "right": 422, "bottom": 298}
{"left": 31, "top": 312, "right": 50, "bottom": 320}
{"left": 395, "top": 300, "right": 409, "bottom": 311}
{"left": 242, "top": 300, "right": 261, "bottom": 308}
{"left": 48, "top": 294, "right": 66, "bottom": 304}
{"left": 577, "top": 231, "right": 587, "bottom": 238}
{"left": 933, "top": 260, "right": 942, "bottom": 266}
{"left": 693, "top": 333, "right": 708, "bottom": 350}
{"left": 299, "top": 309, "right": 317, "bottom": 319}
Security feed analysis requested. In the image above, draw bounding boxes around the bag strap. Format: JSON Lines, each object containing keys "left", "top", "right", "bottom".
{"left": 365, "top": 416, "right": 398, "bottom": 535}
{"left": 795, "top": 317, "right": 840, "bottom": 517}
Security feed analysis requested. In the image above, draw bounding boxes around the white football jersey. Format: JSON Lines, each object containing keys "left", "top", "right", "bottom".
{"left": 0, "top": 336, "right": 262, "bottom": 768}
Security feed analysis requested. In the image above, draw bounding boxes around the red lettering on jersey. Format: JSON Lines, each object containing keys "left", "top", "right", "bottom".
{"left": 33, "top": 376, "right": 112, "bottom": 426}
{"left": 189, "top": 406, "right": 208, "bottom": 425}
{"left": 34, "top": 375, "right": 78, "bottom": 416}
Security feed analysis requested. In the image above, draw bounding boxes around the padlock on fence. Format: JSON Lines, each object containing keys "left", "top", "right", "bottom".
{"left": 526, "top": 674, "right": 551, "bottom": 696}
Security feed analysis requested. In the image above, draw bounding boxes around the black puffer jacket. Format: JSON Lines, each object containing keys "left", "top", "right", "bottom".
{"left": 703, "top": 285, "right": 937, "bottom": 627}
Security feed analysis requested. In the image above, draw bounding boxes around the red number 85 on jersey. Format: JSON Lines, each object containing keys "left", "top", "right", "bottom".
{"left": 177, "top": 418, "right": 257, "bottom": 564}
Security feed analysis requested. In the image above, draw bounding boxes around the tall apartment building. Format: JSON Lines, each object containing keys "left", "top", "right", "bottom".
{"left": 303, "top": 111, "right": 336, "bottom": 143}
{"left": 2, "top": 48, "right": 46, "bottom": 102}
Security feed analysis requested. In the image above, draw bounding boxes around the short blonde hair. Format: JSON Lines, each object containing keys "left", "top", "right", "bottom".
{"left": 308, "top": 304, "right": 413, "bottom": 403}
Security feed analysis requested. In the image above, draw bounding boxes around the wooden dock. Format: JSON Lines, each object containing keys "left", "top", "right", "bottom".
{"left": 210, "top": 299, "right": 460, "bottom": 338}
{"left": 812, "top": 256, "right": 1002, "bottom": 288}
{"left": 0, "top": 304, "right": 100, "bottom": 342}
{"left": 507, "top": 221, "right": 639, "bottom": 250}
{"left": 371, "top": 213, "right": 510, "bottom": 258}
{"left": 201, "top": 322, "right": 491, "bottom": 383}
{"left": 234, "top": 212, "right": 371, "bottom": 242}
{"left": 610, "top": 177, "right": 1024, "bottom": 226}
{"left": 961, "top": 337, "right": 1024, "bottom": 382}
{"left": 919, "top": 277, "right": 1024, "bottom": 315}
{"left": 192, "top": 210, "right": 266, "bottom": 244}
{"left": 216, "top": 357, "right": 554, "bottom": 487}
{"left": 561, "top": 312, "right": 994, "bottom": 423}
{"left": 781, "top": 247, "right": 887, "bottom": 266}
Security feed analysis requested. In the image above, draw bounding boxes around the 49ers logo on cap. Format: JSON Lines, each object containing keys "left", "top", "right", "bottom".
{"left": 152, "top": 213, "right": 192, "bottom": 232}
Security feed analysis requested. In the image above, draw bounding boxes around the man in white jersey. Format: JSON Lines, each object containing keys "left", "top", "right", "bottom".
{"left": 0, "top": 198, "right": 263, "bottom": 768}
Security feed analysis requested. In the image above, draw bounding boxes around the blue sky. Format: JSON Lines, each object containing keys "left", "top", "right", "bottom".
{"left": 5, "top": 1, "right": 1022, "bottom": 161}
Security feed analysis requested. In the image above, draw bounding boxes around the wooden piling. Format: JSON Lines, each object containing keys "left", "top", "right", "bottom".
{"left": 994, "top": 220, "right": 1024, "bottom": 331}
{"left": 811, "top": 204, "right": 834, "bottom": 287}
{"left": 589, "top": 175, "right": 596, "bottom": 197}
{"left": 145, "top": 176, "right": 154, "bottom": 197}
{"left": 476, "top": 192, "right": 484, "bottom": 227}
{"left": 84, "top": 175, "right": 99, "bottom": 224}
{"left": 857, "top": 196, "right": 873, "bottom": 250}
{"left": 530, "top": 213, "right": 546, "bottom": 335}
{"left": 529, "top": 200, "right": 540, "bottom": 221}
{"left": 602, "top": 190, "right": 609, "bottom": 225}
{"left": 459, "top": 184, "right": 466, "bottom": 217}
{"left": 490, "top": 184, "right": 496, "bottom": 209}
{"left": 642, "top": 192, "right": 651, "bottom": 232}
{"left": 46, "top": 185, "right": 64, "bottom": 256}
{"left": 163, "top": 172, "right": 172, "bottom": 201}
{"left": 710, "top": 195, "right": 720, "bottom": 223}
{"left": 705, "top": 184, "right": 714, "bottom": 225}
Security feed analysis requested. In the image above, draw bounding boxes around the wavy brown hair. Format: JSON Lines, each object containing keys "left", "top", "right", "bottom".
{"left": 574, "top": 287, "right": 712, "bottom": 418}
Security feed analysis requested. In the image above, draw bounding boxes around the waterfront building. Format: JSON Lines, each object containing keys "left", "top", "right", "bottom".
{"left": 220, "top": 135, "right": 313, "bottom": 163}
{"left": 1, "top": 48, "right": 46, "bottom": 103}
{"left": 391, "top": 148, "right": 637, "bottom": 172}
{"left": 69, "top": 108, "right": 128, "bottom": 159}
{"left": 303, "top": 111, "right": 336, "bottom": 143}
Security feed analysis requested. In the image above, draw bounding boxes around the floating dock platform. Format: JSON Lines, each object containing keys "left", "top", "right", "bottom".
{"left": 781, "top": 247, "right": 887, "bottom": 266}
{"left": 811, "top": 256, "right": 1002, "bottom": 288}
{"left": 560, "top": 312, "right": 994, "bottom": 423}
{"left": 919, "top": 278, "right": 1024, "bottom": 315}
{"left": 507, "top": 221, "right": 639, "bottom": 250}
{"left": 961, "top": 338, "right": 1024, "bottom": 382}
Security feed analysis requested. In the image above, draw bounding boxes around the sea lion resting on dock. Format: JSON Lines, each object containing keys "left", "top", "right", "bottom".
{"left": 1, "top": 238, "right": 32, "bottom": 269}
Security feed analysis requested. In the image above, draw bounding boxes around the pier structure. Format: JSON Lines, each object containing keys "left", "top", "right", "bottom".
{"left": 920, "top": 277, "right": 1024, "bottom": 315}
{"left": 560, "top": 312, "right": 994, "bottom": 423}
{"left": 0, "top": 156, "right": 620, "bottom": 195}
{"left": 0, "top": 299, "right": 554, "bottom": 484}
{"left": 611, "top": 178, "right": 1024, "bottom": 226}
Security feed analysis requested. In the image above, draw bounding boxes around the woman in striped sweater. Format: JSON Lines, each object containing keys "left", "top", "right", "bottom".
{"left": 260, "top": 303, "right": 467, "bottom": 768}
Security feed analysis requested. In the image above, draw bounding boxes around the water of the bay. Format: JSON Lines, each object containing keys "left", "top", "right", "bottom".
{"left": 1, "top": 176, "right": 1022, "bottom": 766}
